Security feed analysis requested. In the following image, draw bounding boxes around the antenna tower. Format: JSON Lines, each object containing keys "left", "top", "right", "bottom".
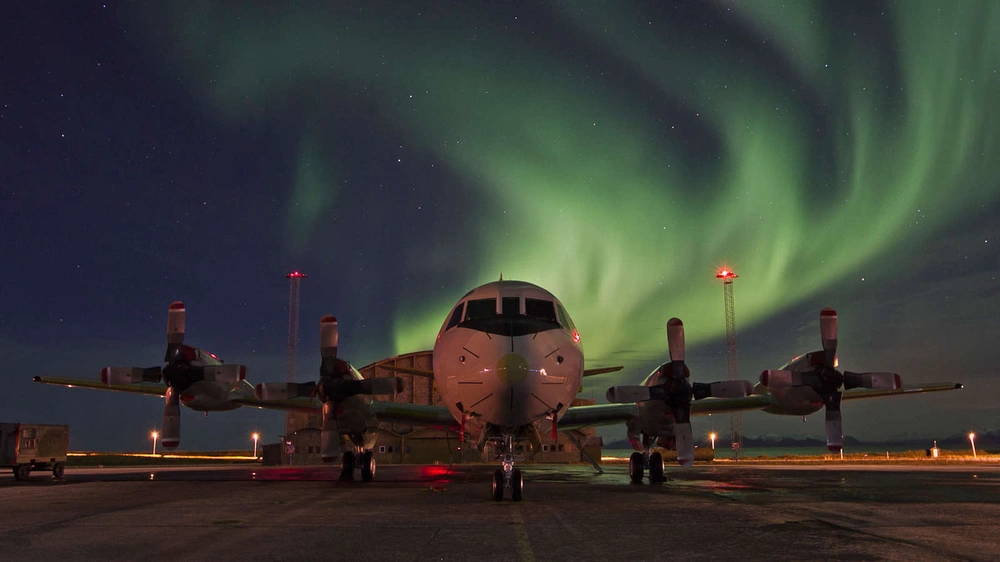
{"left": 715, "top": 267, "right": 743, "bottom": 458}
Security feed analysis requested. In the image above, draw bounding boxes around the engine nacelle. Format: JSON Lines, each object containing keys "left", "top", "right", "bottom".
{"left": 101, "top": 366, "right": 161, "bottom": 385}
{"left": 256, "top": 382, "right": 316, "bottom": 400}
{"left": 201, "top": 364, "right": 246, "bottom": 384}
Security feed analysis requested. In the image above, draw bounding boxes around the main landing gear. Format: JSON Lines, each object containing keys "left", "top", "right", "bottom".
{"left": 628, "top": 451, "right": 665, "bottom": 484}
{"left": 491, "top": 435, "right": 523, "bottom": 501}
{"left": 339, "top": 449, "right": 376, "bottom": 482}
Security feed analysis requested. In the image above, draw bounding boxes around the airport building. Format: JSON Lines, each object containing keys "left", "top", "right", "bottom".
{"left": 267, "top": 351, "right": 602, "bottom": 465}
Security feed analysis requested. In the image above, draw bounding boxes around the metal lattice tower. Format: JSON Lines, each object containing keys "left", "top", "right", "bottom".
{"left": 716, "top": 268, "right": 742, "bottom": 457}
{"left": 284, "top": 271, "right": 307, "bottom": 438}
{"left": 285, "top": 271, "right": 308, "bottom": 383}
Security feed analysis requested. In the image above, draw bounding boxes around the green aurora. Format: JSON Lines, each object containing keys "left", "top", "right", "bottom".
{"left": 139, "top": 1, "right": 999, "bottom": 362}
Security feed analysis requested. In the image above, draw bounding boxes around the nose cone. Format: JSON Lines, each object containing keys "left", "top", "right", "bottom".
{"left": 496, "top": 353, "right": 529, "bottom": 385}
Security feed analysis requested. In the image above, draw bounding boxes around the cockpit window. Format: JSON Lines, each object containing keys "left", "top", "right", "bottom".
{"left": 556, "top": 302, "right": 576, "bottom": 332}
{"left": 457, "top": 296, "right": 560, "bottom": 337}
{"left": 465, "top": 298, "right": 496, "bottom": 320}
{"left": 446, "top": 303, "right": 465, "bottom": 330}
{"left": 502, "top": 297, "right": 520, "bottom": 316}
{"left": 525, "top": 298, "right": 557, "bottom": 323}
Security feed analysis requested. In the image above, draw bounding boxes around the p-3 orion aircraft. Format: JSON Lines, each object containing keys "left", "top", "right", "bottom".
{"left": 36, "top": 280, "right": 962, "bottom": 500}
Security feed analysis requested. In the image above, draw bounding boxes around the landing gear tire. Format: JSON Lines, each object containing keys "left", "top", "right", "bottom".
{"left": 511, "top": 469, "right": 523, "bottom": 502}
{"left": 14, "top": 464, "right": 30, "bottom": 481}
{"left": 648, "top": 452, "right": 665, "bottom": 483}
{"left": 52, "top": 463, "right": 65, "bottom": 480}
{"left": 339, "top": 451, "right": 355, "bottom": 482}
{"left": 628, "top": 452, "right": 644, "bottom": 484}
{"left": 360, "top": 451, "right": 376, "bottom": 482}
{"left": 492, "top": 468, "right": 504, "bottom": 501}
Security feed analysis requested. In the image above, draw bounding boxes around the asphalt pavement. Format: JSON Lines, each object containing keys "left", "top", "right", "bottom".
{"left": 1, "top": 462, "right": 998, "bottom": 561}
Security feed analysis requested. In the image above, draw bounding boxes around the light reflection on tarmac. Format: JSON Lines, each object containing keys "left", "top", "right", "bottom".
{"left": 1, "top": 462, "right": 998, "bottom": 560}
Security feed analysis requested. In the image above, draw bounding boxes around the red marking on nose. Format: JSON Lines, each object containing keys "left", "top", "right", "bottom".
{"left": 180, "top": 393, "right": 195, "bottom": 403}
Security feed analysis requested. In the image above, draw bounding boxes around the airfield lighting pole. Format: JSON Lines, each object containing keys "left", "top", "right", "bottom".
{"left": 969, "top": 432, "right": 977, "bottom": 459}
{"left": 285, "top": 271, "right": 307, "bottom": 437}
{"left": 715, "top": 267, "right": 743, "bottom": 459}
{"left": 150, "top": 430, "right": 159, "bottom": 455}
{"left": 252, "top": 432, "right": 260, "bottom": 458}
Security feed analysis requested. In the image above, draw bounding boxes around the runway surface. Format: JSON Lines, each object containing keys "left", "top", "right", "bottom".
{"left": 2, "top": 462, "right": 998, "bottom": 561}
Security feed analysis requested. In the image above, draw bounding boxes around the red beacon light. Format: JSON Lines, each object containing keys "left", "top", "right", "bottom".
{"left": 715, "top": 267, "right": 738, "bottom": 281}
{"left": 285, "top": 270, "right": 308, "bottom": 279}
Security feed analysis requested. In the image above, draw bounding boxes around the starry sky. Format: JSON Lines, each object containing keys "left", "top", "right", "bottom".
{"left": 2, "top": 1, "right": 998, "bottom": 451}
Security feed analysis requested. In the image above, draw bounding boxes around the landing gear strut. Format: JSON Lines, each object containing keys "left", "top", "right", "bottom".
{"left": 339, "top": 451, "right": 355, "bottom": 481}
{"left": 491, "top": 435, "right": 523, "bottom": 501}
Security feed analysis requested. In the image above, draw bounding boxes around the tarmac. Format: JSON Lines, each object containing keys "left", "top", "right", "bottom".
{"left": 1, "top": 462, "right": 998, "bottom": 561}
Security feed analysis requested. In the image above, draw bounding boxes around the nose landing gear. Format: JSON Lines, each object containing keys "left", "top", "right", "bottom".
{"left": 491, "top": 435, "right": 524, "bottom": 501}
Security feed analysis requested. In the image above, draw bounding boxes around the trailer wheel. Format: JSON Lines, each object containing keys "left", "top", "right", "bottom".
{"left": 14, "top": 464, "right": 31, "bottom": 481}
{"left": 52, "top": 463, "right": 65, "bottom": 479}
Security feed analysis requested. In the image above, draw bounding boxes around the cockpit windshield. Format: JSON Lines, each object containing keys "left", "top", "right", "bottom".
{"left": 454, "top": 296, "right": 564, "bottom": 336}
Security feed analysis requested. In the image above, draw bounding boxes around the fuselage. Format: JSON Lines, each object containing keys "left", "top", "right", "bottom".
{"left": 432, "top": 281, "right": 583, "bottom": 432}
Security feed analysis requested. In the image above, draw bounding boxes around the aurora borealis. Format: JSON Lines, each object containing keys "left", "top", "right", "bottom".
{"left": 3, "top": 1, "right": 998, "bottom": 449}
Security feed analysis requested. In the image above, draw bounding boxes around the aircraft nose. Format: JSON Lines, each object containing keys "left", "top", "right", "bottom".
{"left": 495, "top": 353, "right": 529, "bottom": 384}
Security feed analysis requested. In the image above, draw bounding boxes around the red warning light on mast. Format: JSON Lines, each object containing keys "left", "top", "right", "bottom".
{"left": 285, "top": 270, "right": 308, "bottom": 279}
{"left": 715, "top": 267, "right": 738, "bottom": 281}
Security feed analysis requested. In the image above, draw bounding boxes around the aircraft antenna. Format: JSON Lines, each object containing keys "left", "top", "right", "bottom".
{"left": 715, "top": 267, "right": 743, "bottom": 458}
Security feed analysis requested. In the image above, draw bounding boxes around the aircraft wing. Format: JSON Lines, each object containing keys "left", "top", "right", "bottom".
{"left": 231, "top": 396, "right": 322, "bottom": 413}
{"left": 33, "top": 376, "right": 167, "bottom": 397}
{"left": 370, "top": 401, "right": 458, "bottom": 429}
{"left": 558, "top": 403, "right": 639, "bottom": 429}
{"left": 841, "top": 382, "right": 963, "bottom": 401}
{"left": 558, "top": 382, "right": 962, "bottom": 430}
{"left": 231, "top": 396, "right": 457, "bottom": 428}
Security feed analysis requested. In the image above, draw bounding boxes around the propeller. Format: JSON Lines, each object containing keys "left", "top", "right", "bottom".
{"left": 99, "top": 301, "right": 245, "bottom": 450}
{"left": 160, "top": 301, "right": 188, "bottom": 449}
{"left": 760, "top": 308, "right": 901, "bottom": 452}
{"left": 312, "top": 315, "right": 402, "bottom": 462}
{"left": 318, "top": 315, "right": 342, "bottom": 462}
{"left": 607, "top": 318, "right": 752, "bottom": 466}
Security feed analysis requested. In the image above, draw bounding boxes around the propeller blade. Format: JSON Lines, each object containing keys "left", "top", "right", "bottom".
{"left": 161, "top": 387, "right": 181, "bottom": 449}
{"left": 843, "top": 371, "right": 901, "bottom": 390}
{"left": 820, "top": 308, "right": 837, "bottom": 368}
{"left": 166, "top": 301, "right": 186, "bottom": 345}
{"left": 674, "top": 422, "right": 694, "bottom": 466}
{"left": 606, "top": 385, "right": 652, "bottom": 403}
{"left": 824, "top": 392, "right": 843, "bottom": 452}
{"left": 320, "top": 401, "right": 341, "bottom": 462}
{"left": 666, "top": 318, "right": 685, "bottom": 362}
{"left": 320, "top": 315, "right": 339, "bottom": 359}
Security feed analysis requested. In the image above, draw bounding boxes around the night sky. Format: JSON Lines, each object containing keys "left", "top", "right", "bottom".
{"left": 3, "top": 2, "right": 998, "bottom": 451}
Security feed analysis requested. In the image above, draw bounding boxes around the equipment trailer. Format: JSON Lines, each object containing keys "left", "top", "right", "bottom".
{"left": 0, "top": 423, "right": 69, "bottom": 480}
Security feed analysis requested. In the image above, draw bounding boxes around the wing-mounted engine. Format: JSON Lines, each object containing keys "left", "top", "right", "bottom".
{"left": 200, "top": 364, "right": 247, "bottom": 384}
{"left": 758, "top": 308, "right": 901, "bottom": 451}
{"left": 607, "top": 318, "right": 753, "bottom": 466}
